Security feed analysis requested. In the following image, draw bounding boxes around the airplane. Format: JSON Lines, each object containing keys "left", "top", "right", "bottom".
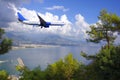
{"left": 17, "top": 12, "right": 64, "bottom": 28}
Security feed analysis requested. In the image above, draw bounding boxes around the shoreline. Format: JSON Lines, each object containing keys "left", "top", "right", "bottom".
{"left": 12, "top": 44, "right": 60, "bottom": 50}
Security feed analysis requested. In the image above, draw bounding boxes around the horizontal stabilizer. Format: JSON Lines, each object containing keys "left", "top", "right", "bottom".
{"left": 17, "top": 12, "right": 27, "bottom": 21}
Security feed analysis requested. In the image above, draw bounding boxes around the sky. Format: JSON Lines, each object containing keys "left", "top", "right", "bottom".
{"left": 0, "top": 0, "right": 120, "bottom": 42}
{"left": 21, "top": 0, "right": 120, "bottom": 23}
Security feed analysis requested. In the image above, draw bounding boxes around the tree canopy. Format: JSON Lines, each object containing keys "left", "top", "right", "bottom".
{"left": 0, "top": 70, "right": 8, "bottom": 80}
{"left": 81, "top": 45, "right": 120, "bottom": 80}
{"left": 46, "top": 53, "right": 81, "bottom": 80}
{"left": 0, "top": 28, "right": 12, "bottom": 54}
{"left": 87, "top": 10, "right": 120, "bottom": 48}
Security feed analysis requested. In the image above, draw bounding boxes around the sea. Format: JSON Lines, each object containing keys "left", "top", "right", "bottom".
{"left": 0, "top": 44, "right": 100, "bottom": 75}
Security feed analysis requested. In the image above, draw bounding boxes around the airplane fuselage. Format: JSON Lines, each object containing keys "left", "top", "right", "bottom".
{"left": 17, "top": 12, "right": 64, "bottom": 28}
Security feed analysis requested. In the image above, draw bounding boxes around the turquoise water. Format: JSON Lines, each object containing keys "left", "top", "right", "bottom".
{"left": 0, "top": 45, "right": 100, "bottom": 75}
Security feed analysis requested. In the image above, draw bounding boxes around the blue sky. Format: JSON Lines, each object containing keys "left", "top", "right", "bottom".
{"left": 0, "top": 0, "right": 120, "bottom": 42}
{"left": 21, "top": 0, "right": 120, "bottom": 24}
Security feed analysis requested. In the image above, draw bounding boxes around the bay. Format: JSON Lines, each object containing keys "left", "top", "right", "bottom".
{"left": 0, "top": 45, "right": 100, "bottom": 75}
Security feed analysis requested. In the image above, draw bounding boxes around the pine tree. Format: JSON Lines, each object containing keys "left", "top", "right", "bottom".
{"left": 87, "top": 10, "right": 120, "bottom": 48}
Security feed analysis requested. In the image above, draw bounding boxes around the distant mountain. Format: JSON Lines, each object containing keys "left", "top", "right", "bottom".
{"left": 38, "top": 35, "right": 82, "bottom": 46}
{"left": 5, "top": 32, "right": 33, "bottom": 45}
{"left": 5, "top": 32, "right": 82, "bottom": 46}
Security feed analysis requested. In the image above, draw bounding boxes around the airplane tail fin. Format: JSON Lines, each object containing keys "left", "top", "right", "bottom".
{"left": 17, "top": 12, "right": 27, "bottom": 22}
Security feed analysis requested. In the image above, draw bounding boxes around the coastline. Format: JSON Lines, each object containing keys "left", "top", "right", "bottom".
{"left": 12, "top": 44, "right": 60, "bottom": 50}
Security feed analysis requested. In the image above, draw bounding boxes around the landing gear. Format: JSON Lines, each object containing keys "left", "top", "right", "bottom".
{"left": 41, "top": 26, "right": 43, "bottom": 28}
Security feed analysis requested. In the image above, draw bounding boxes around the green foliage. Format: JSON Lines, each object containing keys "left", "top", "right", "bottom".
{"left": 46, "top": 53, "right": 81, "bottom": 80}
{"left": 19, "top": 67, "right": 46, "bottom": 80}
{"left": 0, "top": 70, "right": 8, "bottom": 80}
{"left": 0, "top": 28, "right": 5, "bottom": 39}
{"left": 0, "top": 28, "right": 12, "bottom": 54}
{"left": 0, "top": 38, "right": 12, "bottom": 54}
{"left": 81, "top": 45, "right": 120, "bottom": 80}
{"left": 16, "top": 65, "right": 25, "bottom": 72}
{"left": 87, "top": 10, "right": 120, "bottom": 48}
{"left": 19, "top": 54, "right": 83, "bottom": 80}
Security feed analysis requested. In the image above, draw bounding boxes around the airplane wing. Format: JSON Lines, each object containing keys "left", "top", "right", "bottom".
{"left": 17, "top": 12, "right": 39, "bottom": 26}
{"left": 17, "top": 12, "right": 65, "bottom": 28}
{"left": 37, "top": 14, "right": 64, "bottom": 27}
{"left": 50, "top": 23, "right": 65, "bottom": 26}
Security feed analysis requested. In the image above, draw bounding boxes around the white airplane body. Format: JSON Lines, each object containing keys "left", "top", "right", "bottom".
{"left": 17, "top": 12, "right": 64, "bottom": 28}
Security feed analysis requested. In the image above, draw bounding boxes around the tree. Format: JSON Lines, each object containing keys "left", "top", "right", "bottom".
{"left": 0, "top": 28, "right": 12, "bottom": 54}
{"left": 19, "top": 67, "right": 46, "bottom": 80}
{"left": 46, "top": 53, "right": 81, "bottom": 80}
{"left": 87, "top": 10, "right": 120, "bottom": 48}
{"left": 0, "top": 70, "right": 8, "bottom": 80}
{"left": 81, "top": 45, "right": 120, "bottom": 80}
